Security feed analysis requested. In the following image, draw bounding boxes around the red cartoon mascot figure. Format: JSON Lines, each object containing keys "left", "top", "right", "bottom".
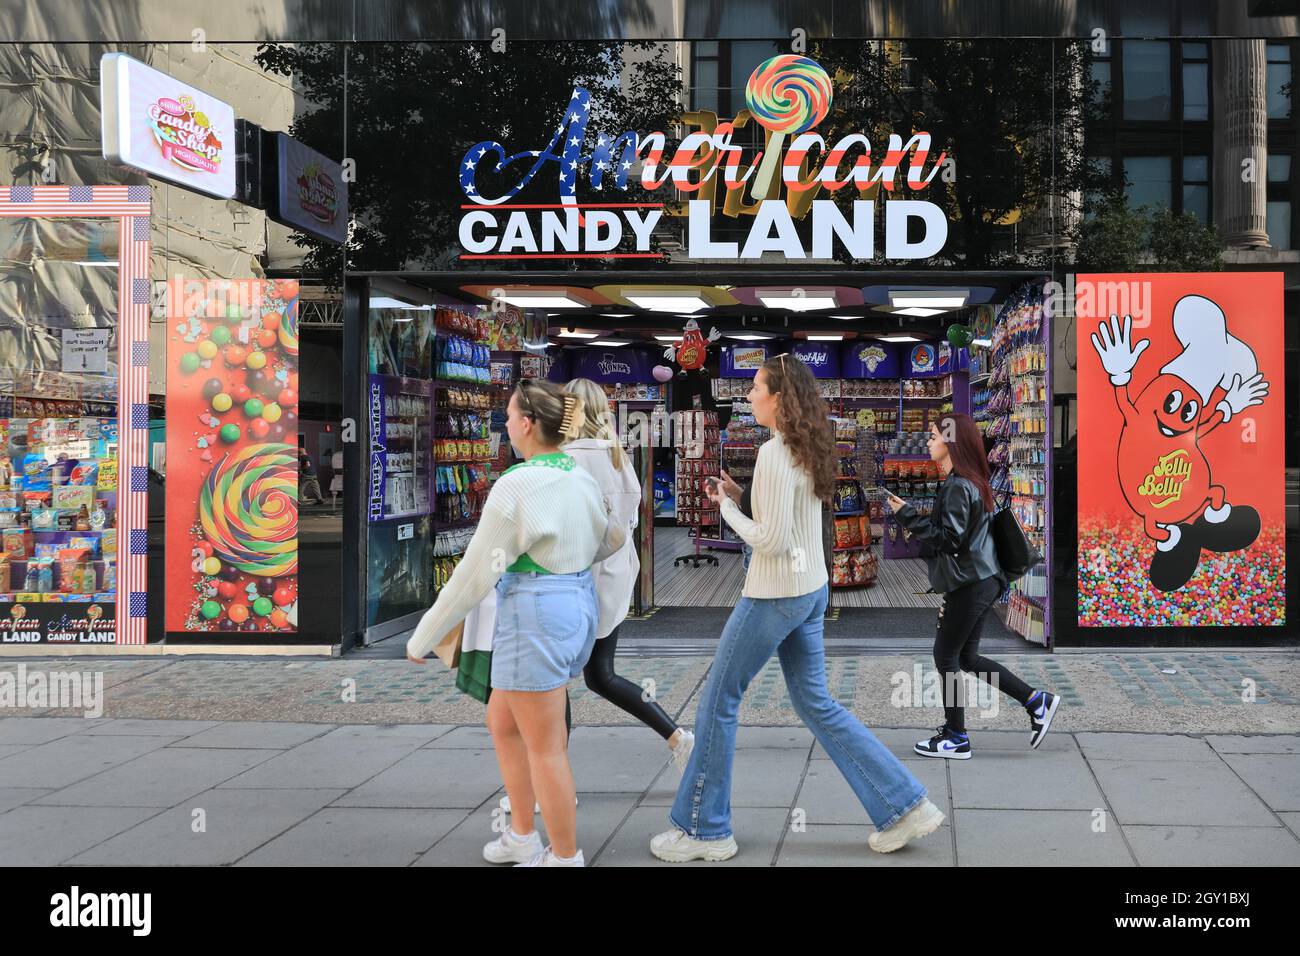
{"left": 1090, "top": 296, "right": 1270, "bottom": 592}
{"left": 665, "top": 318, "right": 721, "bottom": 377}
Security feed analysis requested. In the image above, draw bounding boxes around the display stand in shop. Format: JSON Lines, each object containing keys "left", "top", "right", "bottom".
{"left": 672, "top": 409, "right": 724, "bottom": 567}
{"left": 719, "top": 390, "right": 768, "bottom": 552}
{"left": 429, "top": 307, "right": 500, "bottom": 599}
{"left": 979, "top": 284, "right": 1051, "bottom": 645}
{"left": 830, "top": 418, "right": 877, "bottom": 589}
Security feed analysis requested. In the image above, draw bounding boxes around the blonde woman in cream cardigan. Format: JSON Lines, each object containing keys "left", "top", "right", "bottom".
{"left": 407, "top": 378, "right": 616, "bottom": 868}
{"left": 563, "top": 378, "right": 695, "bottom": 771}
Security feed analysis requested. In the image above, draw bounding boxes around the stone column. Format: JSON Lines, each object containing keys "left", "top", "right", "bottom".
{"left": 1214, "top": 39, "right": 1269, "bottom": 247}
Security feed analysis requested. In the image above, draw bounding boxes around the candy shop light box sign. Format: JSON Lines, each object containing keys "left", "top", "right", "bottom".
{"left": 101, "top": 53, "right": 236, "bottom": 200}
{"left": 457, "top": 55, "right": 948, "bottom": 262}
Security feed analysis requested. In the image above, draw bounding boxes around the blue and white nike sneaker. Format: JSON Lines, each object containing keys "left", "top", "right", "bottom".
{"left": 914, "top": 726, "right": 971, "bottom": 759}
{"left": 1026, "top": 690, "right": 1060, "bottom": 749}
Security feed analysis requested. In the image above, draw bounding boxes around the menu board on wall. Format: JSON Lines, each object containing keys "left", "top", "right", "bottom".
{"left": 164, "top": 279, "right": 301, "bottom": 633}
{"left": 1076, "top": 272, "right": 1286, "bottom": 628}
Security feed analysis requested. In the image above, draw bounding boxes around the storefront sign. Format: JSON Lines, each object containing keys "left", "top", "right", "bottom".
{"left": 790, "top": 341, "right": 840, "bottom": 379}
{"left": 368, "top": 375, "right": 388, "bottom": 522}
{"left": 569, "top": 346, "right": 656, "bottom": 384}
{"left": 1076, "top": 273, "right": 1286, "bottom": 628}
{"left": 165, "top": 279, "right": 301, "bottom": 633}
{"left": 101, "top": 53, "right": 236, "bottom": 199}
{"left": 456, "top": 56, "right": 948, "bottom": 262}
{"left": 731, "top": 346, "right": 767, "bottom": 370}
{"left": 273, "top": 133, "right": 348, "bottom": 244}
{"left": 908, "top": 344, "right": 937, "bottom": 375}
{"left": 842, "top": 343, "right": 900, "bottom": 378}
{"left": 60, "top": 329, "right": 110, "bottom": 374}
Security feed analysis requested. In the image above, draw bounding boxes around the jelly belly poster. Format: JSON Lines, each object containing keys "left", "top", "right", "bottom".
{"left": 165, "top": 279, "right": 300, "bottom": 633}
{"left": 1077, "top": 273, "right": 1285, "bottom": 627}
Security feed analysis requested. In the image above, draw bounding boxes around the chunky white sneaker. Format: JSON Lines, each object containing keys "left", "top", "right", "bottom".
{"left": 500, "top": 795, "right": 577, "bottom": 814}
{"left": 649, "top": 827, "right": 739, "bottom": 862}
{"left": 867, "top": 799, "right": 945, "bottom": 854}
{"left": 669, "top": 729, "right": 695, "bottom": 775}
{"left": 516, "top": 846, "right": 584, "bottom": 867}
{"left": 482, "top": 827, "right": 543, "bottom": 864}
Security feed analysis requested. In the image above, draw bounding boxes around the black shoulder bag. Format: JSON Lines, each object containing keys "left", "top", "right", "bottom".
{"left": 991, "top": 507, "right": 1042, "bottom": 581}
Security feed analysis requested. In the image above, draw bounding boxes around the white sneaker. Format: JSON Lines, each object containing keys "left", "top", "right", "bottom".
{"left": 650, "top": 827, "right": 738, "bottom": 862}
{"left": 499, "top": 795, "right": 577, "bottom": 814}
{"left": 867, "top": 799, "right": 945, "bottom": 854}
{"left": 669, "top": 729, "right": 695, "bottom": 775}
{"left": 482, "top": 827, "right": 543, "bottom": 864}
{"left": 516, "top": 846, "right": 585, "bottom": 867}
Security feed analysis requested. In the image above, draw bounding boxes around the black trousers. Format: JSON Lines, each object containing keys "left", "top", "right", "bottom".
{"left": 563, "top": 625, "right": 679, "bottom": 741}
{"left": 934, "top": 576, "right": 1035, "bottom": 733}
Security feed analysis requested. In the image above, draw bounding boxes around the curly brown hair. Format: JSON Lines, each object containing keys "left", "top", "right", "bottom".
{"left": 763, "top": 353, "right": 836, "bottom": 502}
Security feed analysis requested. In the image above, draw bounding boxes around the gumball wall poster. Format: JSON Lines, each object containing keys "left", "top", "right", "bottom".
{"left": 1076, "top": 273, "right": 1286, "bottom": 628}
{"left": 165, "top": 279, "right": 300, "bottom": 633}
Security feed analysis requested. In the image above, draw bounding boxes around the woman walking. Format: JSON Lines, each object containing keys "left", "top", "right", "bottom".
{"left": 651, "top": 355, "right": 943, "bottom": 862}
{"left": 407, "top": 378, "right": 615, "bottom": 867}
{"left": 563, "top": 378, "right": 695, "bottom": 770}
{"left": 887, "top": 413, "right": 1059, "bottom": 759}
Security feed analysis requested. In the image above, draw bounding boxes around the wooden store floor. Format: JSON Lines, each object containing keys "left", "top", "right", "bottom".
{"left": 652, "top": 526, "right": 943, "bottom": 609}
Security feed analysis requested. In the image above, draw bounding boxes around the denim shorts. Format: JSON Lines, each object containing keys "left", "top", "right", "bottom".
{"left": 490, "top": 569, "right": 598, "bottom": 692}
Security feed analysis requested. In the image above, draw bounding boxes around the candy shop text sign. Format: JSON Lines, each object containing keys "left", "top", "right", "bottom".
{"left": 457, "top": 57, "right": 948, "bottom": 261}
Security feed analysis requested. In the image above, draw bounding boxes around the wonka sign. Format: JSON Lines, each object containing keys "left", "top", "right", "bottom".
{"left": 457, "top": 56, "right": 948, "bottom": 262}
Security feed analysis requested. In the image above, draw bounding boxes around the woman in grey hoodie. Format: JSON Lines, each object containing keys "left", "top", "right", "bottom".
{"left": 563, "top": 378, "right": 694, "bottom": 772}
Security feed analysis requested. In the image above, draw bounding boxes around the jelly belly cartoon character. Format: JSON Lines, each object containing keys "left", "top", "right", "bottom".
{"left": 1091, "top": 297, "right": 1270, "bottom": 592}
{"left": 665, "top": 318, "right": 720, "bottom": 376}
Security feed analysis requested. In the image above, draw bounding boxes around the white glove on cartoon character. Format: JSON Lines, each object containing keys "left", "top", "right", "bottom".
{"left": 1090, "top": 314, "right": 1149, "bottom": 387}
{"left": 1216, "top": 372, "right": 1269, "bottom": 422}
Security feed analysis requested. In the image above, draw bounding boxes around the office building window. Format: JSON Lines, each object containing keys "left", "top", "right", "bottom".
{"left": 1268, "top": 155, "right": 1292, "bottom": 183}
{"left": 1121, "top": 9, "right": 1172, "bottom": 120}
{"left": 1125, "top": 156, "right": 1172, "bottom": 210}
{"left": 1182, "top": 42, "right": 1209, "bottom": 121}
{"left": 691, "top": 41, "right": 720, "bottom": 114}
{"left": 1267, "top": 202, "right": 1292, "bottom": 250}
{"left": 1182, "top": 155, "right": 1210, "bottom": 222}
{"left": 1267, "top": 44, "right": 1292, "bottom": 119}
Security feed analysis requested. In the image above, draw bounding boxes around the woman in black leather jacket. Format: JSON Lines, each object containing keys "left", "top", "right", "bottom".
{"left": 886, "top": 413, "right": 1059, "bottom": 759}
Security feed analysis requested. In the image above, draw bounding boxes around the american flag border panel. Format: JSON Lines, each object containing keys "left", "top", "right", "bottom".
{"left": 0, "top": 185, "right": 151, "bottom": 645}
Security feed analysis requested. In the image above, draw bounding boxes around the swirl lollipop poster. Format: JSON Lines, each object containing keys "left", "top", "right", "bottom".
{"left": 165, "top": 279, "right": 301, "bottom": 633}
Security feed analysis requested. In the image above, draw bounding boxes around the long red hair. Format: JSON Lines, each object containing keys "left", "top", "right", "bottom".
{"left": 935, "top": 413, "right": 995, "bottom": 512}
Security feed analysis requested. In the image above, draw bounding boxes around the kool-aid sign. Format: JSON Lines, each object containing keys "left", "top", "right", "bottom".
{"left": 791, "top": 341, "right": 840, "bottom": 379}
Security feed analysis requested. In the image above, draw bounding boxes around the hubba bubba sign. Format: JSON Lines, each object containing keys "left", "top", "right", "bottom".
{"left": 458, "top": 55, "right": 949, "bottom": 261}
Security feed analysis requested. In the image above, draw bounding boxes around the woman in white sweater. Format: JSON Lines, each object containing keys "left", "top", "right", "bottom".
{"left": 562, "top": 379, "right": 695, "bottom": 770}
{"left": 407, "top": 377, "right": 613, "bottom": 868}
{"left": 650, "top": 354, "right": 944, "bottom": 862}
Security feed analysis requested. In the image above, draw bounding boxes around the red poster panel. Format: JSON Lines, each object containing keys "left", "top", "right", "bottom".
{"left": 165, "top": 279, "right": 300, "bottom": 633}
{"left": 1076, "top": 273, "right": 1286, "bottom": 627}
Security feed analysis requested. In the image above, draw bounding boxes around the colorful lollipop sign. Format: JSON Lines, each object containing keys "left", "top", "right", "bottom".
{"left": 744, "top": 55, "right": 833, "bottom": 200}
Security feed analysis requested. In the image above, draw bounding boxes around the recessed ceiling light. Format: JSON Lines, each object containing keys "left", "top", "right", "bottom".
{"left": 654, "top": 335, "right": 684, "bottom": 341}
{"left": 369, "top": 296, "right": 431, "bottom": 310}
{"left": 755, "top": 291, "right": 839, "bottom": 312}
{"left": 890, "top": 291, "right": 969, "bottom": 309}
{"left": 878, "top": 334, "right": 923, "bottom": 343}
{"left": 624, "top": 291, "right": 711, "bottom": 313}
{"left": 557, "top": 330, "right": 598, "bottom": 338}
{"left": 724, "top": 333, "right": 776, "bottom": 341}
{"left": 893, "top": 307, "right": 946, "bottom": 317}
{"left": 589, "top": 339, "right": 631, "bottom": 346}
{"left": 828, "top": 314, "right": 861, "bottom": 320}
{"left": 497, "top": 291, "right": 588, "bottom": 308}
{"left": 807, "top": 334, "right": 844, "bottom": 341}
{"left": 601, "top": 313, "right": 633, "bottom": 318}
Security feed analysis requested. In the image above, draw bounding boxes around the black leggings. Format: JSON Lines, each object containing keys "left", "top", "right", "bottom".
{"left": 934, "top": 576, "right": 1035, "bottom": 733}
{"left": 562, "top": 625, "right": 679, "bottom": 741}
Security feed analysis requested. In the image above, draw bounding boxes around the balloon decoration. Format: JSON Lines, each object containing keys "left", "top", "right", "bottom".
{"left": 946, "top": 323, "right": 974, "bottom": 349}
{"left": 651, "top": 365, "right": 674, "bottom": 383}
{"left": 664, "top": 319, "right": 721, "bottom": 376}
